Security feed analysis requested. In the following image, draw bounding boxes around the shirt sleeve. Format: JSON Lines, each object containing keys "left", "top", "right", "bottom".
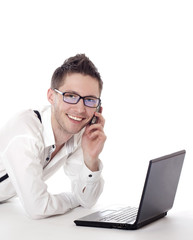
{"left": 64, "top": 145, "right": 104, "bottom": 208}
{"left": 2, "top": 136, "right": 80, "bottom": 219}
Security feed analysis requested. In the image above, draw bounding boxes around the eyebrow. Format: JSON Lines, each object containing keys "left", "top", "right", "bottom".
{"left": 64, "top": 90, "right": 99, "bottom": 98}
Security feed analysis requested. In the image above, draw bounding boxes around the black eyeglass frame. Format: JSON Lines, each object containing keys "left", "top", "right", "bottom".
{"left": 54, "top": 89, "right": 101, "bottom": 108}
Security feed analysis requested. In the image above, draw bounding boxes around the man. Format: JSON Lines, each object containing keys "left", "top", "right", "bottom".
{"left": 0, "top": 54, "right": 106, "bottom": 219}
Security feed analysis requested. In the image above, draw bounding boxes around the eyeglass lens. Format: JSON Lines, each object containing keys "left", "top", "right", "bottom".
{"left": 63, "top": 92, "right": 99, "bottom": 108}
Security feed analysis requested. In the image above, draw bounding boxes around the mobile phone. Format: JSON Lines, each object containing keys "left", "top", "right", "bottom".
{"left": 90, "top": 104, "right": 101, "bottom": 125}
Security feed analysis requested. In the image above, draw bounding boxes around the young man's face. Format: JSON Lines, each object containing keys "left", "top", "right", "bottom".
{"left": 49, "top": 73, "right": 100, "bottom": 136}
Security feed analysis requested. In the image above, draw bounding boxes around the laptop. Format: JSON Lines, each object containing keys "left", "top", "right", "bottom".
{"left": 74, "top": 150, "right": 186, "bottom": 230}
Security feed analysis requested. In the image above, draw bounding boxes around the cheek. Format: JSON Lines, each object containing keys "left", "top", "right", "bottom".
{"left": 61, "top": 104, "right": 69, "bottom": 113}
{"left": 88, "top": 109, "right": 96, "bottom": 118}
{"left": 54, "top": 99, "right": 68, "bottom": 113}
{"left": 53, "top": 101, "right": 67, "bottom": 118}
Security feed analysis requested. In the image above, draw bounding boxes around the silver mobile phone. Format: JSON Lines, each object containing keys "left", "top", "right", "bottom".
{"left": 90, "top": 105, "right": 101, "bottom": 125}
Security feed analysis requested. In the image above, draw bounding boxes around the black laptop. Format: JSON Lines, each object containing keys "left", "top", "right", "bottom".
{"left": 74, "top": 150, "right": 186, "bottom": 230}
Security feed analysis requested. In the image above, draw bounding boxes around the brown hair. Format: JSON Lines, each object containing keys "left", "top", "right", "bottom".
{"left": 51, "top": 54, "right": 103, "bottom": 93}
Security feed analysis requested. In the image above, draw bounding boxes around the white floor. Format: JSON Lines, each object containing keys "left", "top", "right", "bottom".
{"left": 1, "top": 198, "right": 193, "bottom": 240}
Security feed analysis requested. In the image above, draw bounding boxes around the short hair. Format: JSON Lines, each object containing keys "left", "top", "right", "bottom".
{"left": 51, "top": 54, "right": 103, "bottom": 94}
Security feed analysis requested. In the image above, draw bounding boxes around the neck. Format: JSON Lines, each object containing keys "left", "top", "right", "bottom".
{"left": 54, "top": 131, "right": 72, "bottom": 147}
{"left": 51, "top": 115, "right": 73, "bottom": 148}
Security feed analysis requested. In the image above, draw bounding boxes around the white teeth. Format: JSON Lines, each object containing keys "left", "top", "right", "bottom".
{"left": 68, "top": 115, "right": 82, "bottom": 121}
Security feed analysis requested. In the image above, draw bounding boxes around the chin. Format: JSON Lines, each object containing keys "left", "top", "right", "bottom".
{"left": 66, "top": 124, "right": 86, "bottom": 135}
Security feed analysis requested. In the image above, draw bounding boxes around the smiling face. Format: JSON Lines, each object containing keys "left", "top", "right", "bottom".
{"left": 48, "top": 73, "right": 100, "bottom": 138}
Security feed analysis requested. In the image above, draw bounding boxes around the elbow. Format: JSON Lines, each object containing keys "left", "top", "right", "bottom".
{"left": 23, "top": 200, "right": 49, "bottom": 220}
{"left": 25, "top": 208, "right": 47, "bottom": 220}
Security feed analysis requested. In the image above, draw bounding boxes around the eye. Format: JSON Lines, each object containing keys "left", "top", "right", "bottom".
{"left": 86, "top": 98, "right": 96, "bottom": 102}
{"left": 84, "top": 97, "right": 99, "bottom": 107}
{"left": 65, "top": 93, "right": 78, "bottom": 99}
{"left": 63, "top": 92, "right": 79, "bottom": 103}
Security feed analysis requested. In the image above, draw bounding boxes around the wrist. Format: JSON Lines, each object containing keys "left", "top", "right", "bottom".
{"left": 84, "top": 158, "right": 99, "bottom": 172}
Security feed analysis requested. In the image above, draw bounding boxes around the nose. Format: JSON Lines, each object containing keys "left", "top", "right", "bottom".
{"left": 76, "top": 98, "right": 86, "bottom": 113}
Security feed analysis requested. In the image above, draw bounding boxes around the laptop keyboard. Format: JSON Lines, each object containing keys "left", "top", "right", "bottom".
{"left": 99, "top": 206, "right": 138, "bottom": 223}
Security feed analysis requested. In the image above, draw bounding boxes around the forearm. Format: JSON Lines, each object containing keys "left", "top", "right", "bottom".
{"left": 24, "top": 192, "right": 79, "bottom": 219}
{"left": 71, "top": 161, "right": 104, "bottom": 208}
{"left": 2, "top": 136, "right": 79, "bottom": 219}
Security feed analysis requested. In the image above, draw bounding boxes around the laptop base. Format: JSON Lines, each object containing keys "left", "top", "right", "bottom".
{"left": 74, "top": 212, "right": 167, "bottom": 230}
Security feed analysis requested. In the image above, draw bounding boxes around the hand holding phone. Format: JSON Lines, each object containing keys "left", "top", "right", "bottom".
{"left": 82, "top": 104, "right": 106, "bottom": 171}
{"left": 90, "top": 104, "right": 102, "bottom": 125}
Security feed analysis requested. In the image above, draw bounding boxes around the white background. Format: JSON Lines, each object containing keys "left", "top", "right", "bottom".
{"left": 0, "top": 0, "right": 192, "bottom": 210}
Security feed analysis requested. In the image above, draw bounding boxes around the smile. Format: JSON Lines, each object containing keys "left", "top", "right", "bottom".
{"left": 67, "top": 114, "right": 83, "bottom": 122}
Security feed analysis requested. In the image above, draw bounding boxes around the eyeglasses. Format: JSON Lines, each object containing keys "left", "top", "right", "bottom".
{"left": 54, "top": 89, "right": 101, "bottom": 108}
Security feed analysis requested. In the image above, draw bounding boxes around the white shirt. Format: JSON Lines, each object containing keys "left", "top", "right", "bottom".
{"left": 0, "top": 106, "right": 104, "bottom": 219}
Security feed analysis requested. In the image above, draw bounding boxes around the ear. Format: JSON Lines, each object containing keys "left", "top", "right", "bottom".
{"left": 47, "top": 88, "right": 55, "bottom": 104}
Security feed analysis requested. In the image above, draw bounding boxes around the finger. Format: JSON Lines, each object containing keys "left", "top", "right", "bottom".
{"left": 94, "top": 112, "right": 105, "bottom": 127}
{"left": 88, "top": 130, "right": 106, "bottom": 141}
{"left": 86, "top": 123, "right": 104, "bottom": 133}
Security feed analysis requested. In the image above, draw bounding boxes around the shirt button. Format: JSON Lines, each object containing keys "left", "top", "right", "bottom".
{"left": 88, "top": 174, "right": 92, "bottom": 178}
{"left": 46, "top": 157, "right": 50, "bottom": 161}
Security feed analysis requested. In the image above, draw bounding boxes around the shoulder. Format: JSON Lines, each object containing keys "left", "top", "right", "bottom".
{"left": 12, "top": 109, "right": 42, "bottom": 133}
{"left": 0, "top": 109, "right": 43, "bottom": 144}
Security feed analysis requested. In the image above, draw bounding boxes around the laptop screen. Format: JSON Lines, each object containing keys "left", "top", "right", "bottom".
{"left": 136, "top": 150, "right": 185, "bottom": 224}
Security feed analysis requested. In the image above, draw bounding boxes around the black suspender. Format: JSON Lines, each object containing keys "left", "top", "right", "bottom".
{"left": 0, "top": 173, "right": 9, "bottom": 182}
{"left": 0, "top": 110, "right": 42, "bottom": 183}
{"left": 34, "top": 110, "right": 42, "bottom": 123}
